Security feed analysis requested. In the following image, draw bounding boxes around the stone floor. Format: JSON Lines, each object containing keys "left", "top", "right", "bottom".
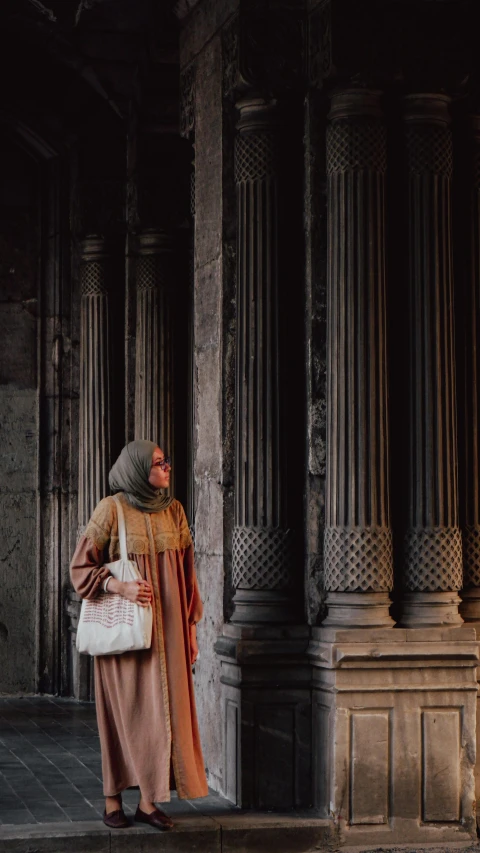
{"left": 0, "top": 697, "right": 477, "bottom": 852}
{"left": 0, "top": 695, "right": 233, "bottom": 826}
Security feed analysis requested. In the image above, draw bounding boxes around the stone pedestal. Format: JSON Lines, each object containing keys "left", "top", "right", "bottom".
{"left": 309, "top": 626, "right": 478, "bottom": 844}
{"left": 215, "top": 625, "right": 312, "bottom": 810}
{"left": 323, "top": 90, "right": 393, "bottom": 628}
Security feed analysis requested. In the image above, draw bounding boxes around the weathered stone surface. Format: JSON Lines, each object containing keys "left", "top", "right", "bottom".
{"left": 192, "top": 32, "right": 227, "bottom": 794}
{"left": 110, "top": 816, "right": 220, "bottom": 853}
{"left": 0, "top": 824, "right": 110, "bottom": 853}
{"left": 219, "top": 815, "right": 334, "bottom": 853}
{"left": 180, "top": 0, "right": 238, "bottom": 70}
{"left": 216, "top": 624, "right": 312, "bottom": 810}
{"left": 195, "top": 553, "right": 225, "bottom": 793}
{"left": 310, "top": 627, "right": 478, "bottom": 843}
{"left": 0, "top": 388, "right": 38, "bottom": 694}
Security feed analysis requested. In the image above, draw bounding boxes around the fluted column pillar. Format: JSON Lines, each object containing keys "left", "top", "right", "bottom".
{"left": 134, "top": 229, "right": 174, "bottom": 492}
{"left": 72, "top": 236, "right": 111, "bottom": 700}
{"left": 460, "top": 117, "right": 480, "bottom": 621}
{"left": 400, "top": 94, "right": 462, "bottom": 627}
{"left": 323, "top": 89, "right": 393, "bottom": 627}
{"left": 231, "top": 96, "right": 294, "bottom": 624}
{"left": 78, "top": 236, "right": 111, "bottom": 533}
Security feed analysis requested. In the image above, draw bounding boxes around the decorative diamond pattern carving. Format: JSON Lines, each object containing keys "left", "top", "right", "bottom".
{"left": 232, "top": 526, "right": 293, "bottom": 590}
{"left": 324, "top": 527, "right": 393, "bottom": 592}
{"left": 81, "top": 261, "right": 106, "bottom": 296}
{"left": 404, "top": 527, "right": 462, "bottom": 591}
{"left": 405, "top": 126, "right": 452, "bottom": 178}
{"left": 136, "top": 255, "right": 166, "bottom": 291}
{"left": 235, "top": 133, "right": 276, "bottom": 183}
{"left": 462, "top": 525, "right": 480, "bottom": 587}
{"left": 327, "top": 122, "right": 387, "bottom": 174}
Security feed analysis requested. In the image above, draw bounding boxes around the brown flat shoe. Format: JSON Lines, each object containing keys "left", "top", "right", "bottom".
{"left": 103, "top": 808, "right": 129, "bottom": 828}
{"left": 134, "top": 805, "right": 174, "bottom": 831}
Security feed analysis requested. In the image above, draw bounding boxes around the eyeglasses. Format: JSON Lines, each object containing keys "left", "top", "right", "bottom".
{"left": 151, "top": 456, "right": 171, "bottom": 471}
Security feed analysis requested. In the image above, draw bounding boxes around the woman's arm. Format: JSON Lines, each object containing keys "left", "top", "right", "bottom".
{"left": 70, "top": 536, "right": 112, "bottom": 600}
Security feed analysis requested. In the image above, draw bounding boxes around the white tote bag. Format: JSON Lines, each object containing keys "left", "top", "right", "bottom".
{"left": 76, "top": 496, "right": 153, "bottom": 656}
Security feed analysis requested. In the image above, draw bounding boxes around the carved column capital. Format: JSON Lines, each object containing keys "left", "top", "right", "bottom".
{"left": 328, "top": 88, "right": 383, "bottom": 121}
{"left": 136, "top": 229, "right": 175, "bottom": 292}
{"left": 403, "top": 94, "right": 453, "bottom": 179}
{"left": 326, "top": 90, "right": 387, "bottom": 176}
{"left": 80, "top": 235, "right": 108, "bottom": 297}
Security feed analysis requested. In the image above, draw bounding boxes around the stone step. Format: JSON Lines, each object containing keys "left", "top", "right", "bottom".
{"left": 0, "top": 813, "right": 334, "bottom": 853}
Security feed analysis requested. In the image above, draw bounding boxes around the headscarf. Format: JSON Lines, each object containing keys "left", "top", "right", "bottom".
{"left": 108, "top": 440, "right": 173, "bottom": 513}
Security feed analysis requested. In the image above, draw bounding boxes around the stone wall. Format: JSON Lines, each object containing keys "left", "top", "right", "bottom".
{"left": 190, "top": 34, "right": 229, "bottom": 793}
{"left": 0, "top": 140, "right": 40, "bottom": 694}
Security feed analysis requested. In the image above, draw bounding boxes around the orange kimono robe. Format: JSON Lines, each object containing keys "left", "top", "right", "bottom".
{"left": 70, "top": 492, "right": 208, "bottom": 802}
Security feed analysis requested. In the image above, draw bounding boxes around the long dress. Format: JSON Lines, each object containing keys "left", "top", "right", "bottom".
{"left": 69, "top": 492, "right": 208, "bottom": 802}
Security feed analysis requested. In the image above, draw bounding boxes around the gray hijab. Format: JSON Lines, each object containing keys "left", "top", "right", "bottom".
{"left": 109, "top": 440, "right": 173, "bottom": 513}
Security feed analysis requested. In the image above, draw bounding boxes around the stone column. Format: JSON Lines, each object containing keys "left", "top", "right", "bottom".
{"left": 323, "top": 89, "right": 393, "bottom": 628}
{"left": 401, "top": 94, "right": 462, "bottom": 627}
{"left": 78, "top": 236, "right": 111, "bottom": 533}
{"left": 134, "top": 229, "right": 174, "bottom": 492}
{"left": 73, "top": 235, "right": 111, "bottom": 700}
{"left": 231, "top": 95, "right": 294, "bottom": 624}
{"left": 460, "top": 117, "right": 480, "bottom": 621}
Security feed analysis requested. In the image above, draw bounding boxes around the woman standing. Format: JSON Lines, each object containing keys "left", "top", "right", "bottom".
{"left": 70, "top": 440, "right": 208, "bottom": 830}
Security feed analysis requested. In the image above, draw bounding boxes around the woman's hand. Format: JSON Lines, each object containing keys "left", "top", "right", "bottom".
{"left": 189, "top": 623, "right": 198, "bottom": 665}
{"left": 107, "top": 577, "right": 152, "bottom": 607}
{"left": 123, "top": 580, "right": 152, "bottom": 607}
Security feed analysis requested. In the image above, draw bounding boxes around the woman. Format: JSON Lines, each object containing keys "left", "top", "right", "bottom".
{"left": 70, "top": 440, "right": 208, "bottom": 830}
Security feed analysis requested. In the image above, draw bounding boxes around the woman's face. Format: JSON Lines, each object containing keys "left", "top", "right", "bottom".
{"left": 148, "top": 447, "right": 171, "bottom": 490}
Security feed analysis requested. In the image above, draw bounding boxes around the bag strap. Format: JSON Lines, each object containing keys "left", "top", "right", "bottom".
{"left": 113, "top": 495, "right": 128, "bottom": 562}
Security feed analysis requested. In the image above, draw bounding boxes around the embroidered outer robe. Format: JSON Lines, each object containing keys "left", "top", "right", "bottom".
{"left": 69, "top": 492, "right": 208, "bottom": 802}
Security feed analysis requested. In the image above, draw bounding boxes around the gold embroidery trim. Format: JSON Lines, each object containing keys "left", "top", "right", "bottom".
{"left": 145, "top": 513, "right": 174, "bottom": 801}
{"left": 83, "top": 519, "right": 110, "bottom": 551}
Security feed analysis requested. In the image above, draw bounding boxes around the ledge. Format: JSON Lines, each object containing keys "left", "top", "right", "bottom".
{"left": 0, "top": 813, "right": 334, "bottom": 853}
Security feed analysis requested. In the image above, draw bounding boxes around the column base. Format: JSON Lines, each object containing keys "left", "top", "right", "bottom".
{"left": 230, "top": 588, "right": 298, "bottom": 624}
{"left": 215, "top": 623, "right": 311, "bottom": 809}
{"left": 309, "top": 625, "right": 478, "bottom": 842}
{"left": 460, "top": 587, "right": 480, "bottom": 622}
{"left": 398, "top": 591, "right": 463, "bottom": 627}
{"left": 322, "top": 591, "right": 394, "bottom": 627}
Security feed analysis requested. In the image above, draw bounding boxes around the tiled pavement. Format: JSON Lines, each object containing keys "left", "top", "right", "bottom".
{"left": 0, "top": 695, "right": 232, "bottom": 826}
{"left": 0, "top": 698, "right": 337, "bottom": 851}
